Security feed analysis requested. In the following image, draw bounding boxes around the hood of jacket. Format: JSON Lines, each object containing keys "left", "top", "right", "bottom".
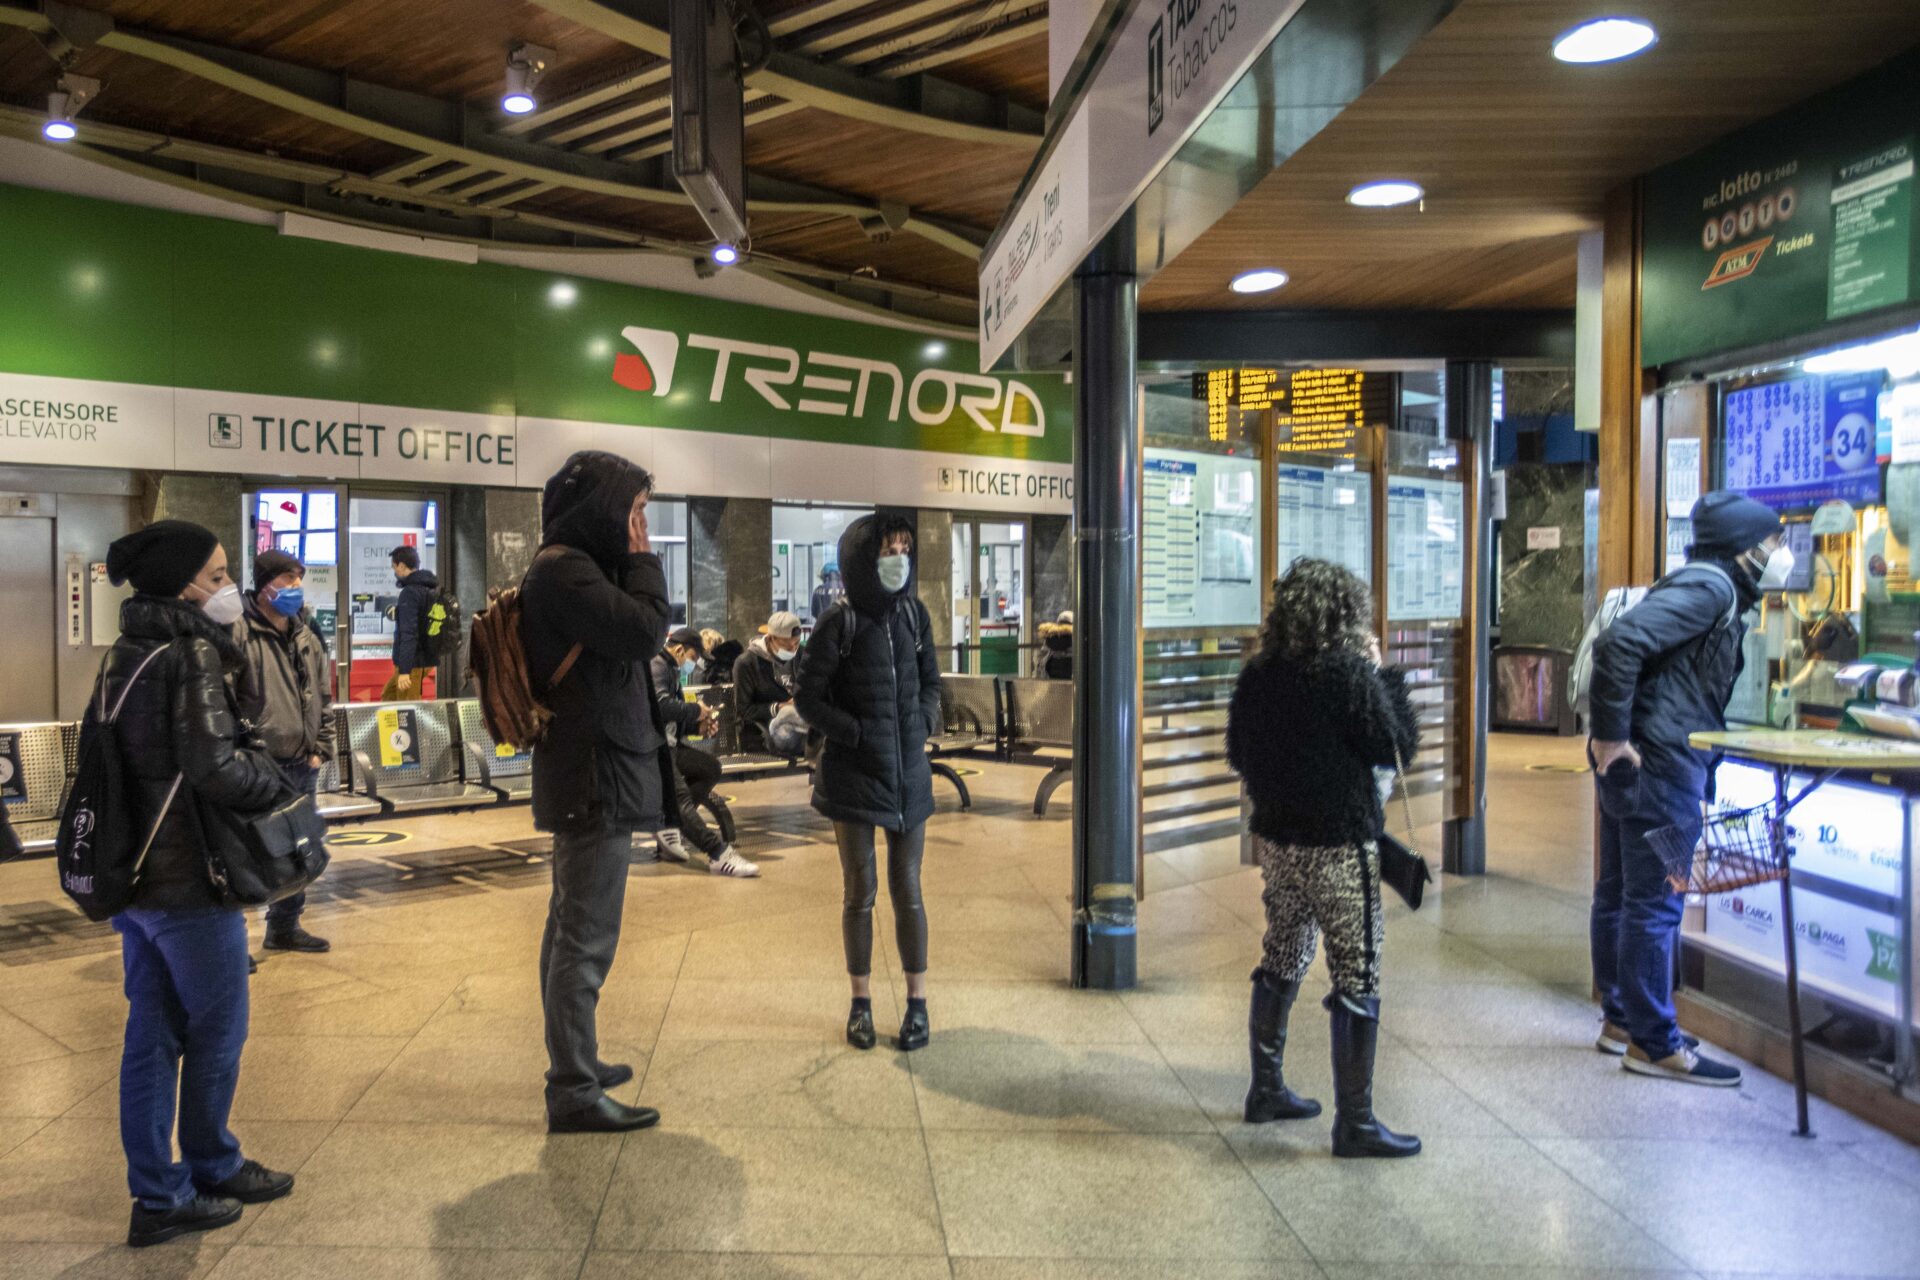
{"left": 121, "top": 593, "right": 246, "bottom": 670}
{"left": 541, "top": 450, "right": 649, "bottom": 578}
{"left": 838, "top": 514, "right": 917, "bottom": 618}
{"left": 747, "top": 635, "right": 776, "bottom": 663}
{"left": 404, "top": 567, "right": 439, "bottom": 592}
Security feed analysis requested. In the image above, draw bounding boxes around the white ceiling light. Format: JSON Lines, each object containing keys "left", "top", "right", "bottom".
{"left": 1552, "top": 17, "right": 1658, "bottom": 64}
{"left": 1230, "top": 268, "right": 1289, "bottom": 294}
{"left": 502, "top": 42, "right": 553, "bottom": 115}
{"left": 1347, "top": 180, "right": 1424, "bottom": 208}
{"left": 42, "top": 74, "right": 99, "bottom": 142}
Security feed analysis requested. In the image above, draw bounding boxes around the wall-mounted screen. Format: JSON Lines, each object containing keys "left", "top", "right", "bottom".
{"left": 1723, "top": 374, "right": 1880, "bottom": 510}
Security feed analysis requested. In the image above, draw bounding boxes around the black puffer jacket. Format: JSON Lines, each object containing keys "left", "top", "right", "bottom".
{"left": 521, "top": 453, "right": 673, "bottom": 834}
{"left": 796, "top": 515, "right": 942, "bottom": 831}
{"left": 650, "top": 652, "right": 704, "bottom": 746}
{"left": 94, "top": 596, "right": 283, "bottom": 911}
{"left": 1589, "top": 557, "right": 1750, "bottom": 793}
{"left": 391, "top": 567, "right": 439, "bottom": 672}
{"left": 733, "top": 637, "right": 799, "bottom": 754}
{"left": 1228, "top": 646, "right": 1420, "bottom": 848}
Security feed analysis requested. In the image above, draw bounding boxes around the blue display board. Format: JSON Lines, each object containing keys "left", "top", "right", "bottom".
{"left": 1723, "top": 374, "right": 1881, "bottom": 510}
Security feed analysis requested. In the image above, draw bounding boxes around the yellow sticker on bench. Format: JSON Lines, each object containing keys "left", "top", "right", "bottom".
{"left": 496, "top": 741, "right": 518, "bottom": 758}
{"left": 376, "top": 708, "right": 420, "bottom": 769}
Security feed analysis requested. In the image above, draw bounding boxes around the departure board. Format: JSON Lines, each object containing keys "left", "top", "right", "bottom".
{"left": 1191, "top": 368, "right": 1392, "bottom": 453}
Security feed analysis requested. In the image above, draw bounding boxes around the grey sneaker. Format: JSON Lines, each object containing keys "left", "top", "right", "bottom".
{"left": 1623, "top": 1043, "right": 1742, "bottom": 1087}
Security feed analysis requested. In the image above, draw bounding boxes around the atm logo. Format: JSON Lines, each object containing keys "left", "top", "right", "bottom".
{"left": 612, "top": 326, "right": 680, "bottom": 396}
{"left": 1702, "top": 237, "right": 1774, "bottom": 290}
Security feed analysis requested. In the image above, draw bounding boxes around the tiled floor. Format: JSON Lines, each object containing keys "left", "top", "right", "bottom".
{"left": 0, "top": 733, "right": 1916, "bottom": 1279}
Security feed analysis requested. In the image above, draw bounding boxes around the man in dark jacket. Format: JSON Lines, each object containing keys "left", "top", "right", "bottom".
{"left": 648, "top": 628, "right": 759, "bottom": 877}
{"left": 521, "top": 450, "right": 671, "bottom": 1135}
{"left": 232, "top": 549, "right": 334, "bottom": 955}
{"left": 101, "top": 520, "right": 296, "bottom": 1245}
{"left": 383, "top": 545, "right": 438, "bottom": 701}
{"left": 1589, "top": 490, "right": 1784, "bottom": 1088}
{"left": 733, "top": 611, "right": 803, "bottom": 755}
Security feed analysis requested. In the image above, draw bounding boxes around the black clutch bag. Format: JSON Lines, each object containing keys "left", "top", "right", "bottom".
{"left": 1379, "top": 744, "right": 1432, "bottom": 910}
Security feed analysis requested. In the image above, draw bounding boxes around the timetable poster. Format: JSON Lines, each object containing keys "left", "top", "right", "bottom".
{"left": 1143, "top": 448, "right": 1262, "bottom": 628}
{"left": 1723, "top": 375, "right": 1880, "bottom": 510}
{"left": 1386, "top": 479, "right": 1464, "bottom": 621}
{"left": 1275, "top": 466, "right": 1372, "bottom": 583}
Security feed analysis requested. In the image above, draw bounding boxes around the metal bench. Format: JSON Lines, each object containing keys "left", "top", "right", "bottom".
{"left": 315, "top": 713, "right": 382, "bottom": 820}
{"left": 1001, "top": 677, "right": 1075, "bottom": 816}
{"left": 0, "top": 722, "right": 75, "bottom": 855}
{"left": 341, "top": 700, "right": 499, "bottom": 815}
{"left": 454, "top": 698, "right": 533, "bottom": 802}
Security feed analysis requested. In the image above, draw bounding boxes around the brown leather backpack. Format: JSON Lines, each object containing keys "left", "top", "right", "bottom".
{"left": 468, "top": 587, "right": 580, "bottom": 751}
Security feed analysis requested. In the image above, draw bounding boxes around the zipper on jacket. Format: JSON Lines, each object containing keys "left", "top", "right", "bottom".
{"left": 886, "top": 609, "right": 904, "bottom": 830}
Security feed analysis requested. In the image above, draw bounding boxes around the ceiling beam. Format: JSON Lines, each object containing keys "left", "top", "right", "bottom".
{"left": 1136, "top": 308, "right": 1577, "bottom": 366}
{"left": 528, "top": 0, "right": 1041, "bottom": 146}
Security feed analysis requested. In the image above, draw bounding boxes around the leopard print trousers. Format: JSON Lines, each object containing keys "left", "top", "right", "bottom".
{"left": 1254, "top": 836, "right": 1382, "bottom": 998}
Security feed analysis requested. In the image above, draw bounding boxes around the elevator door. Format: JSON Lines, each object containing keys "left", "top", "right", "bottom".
{"left": 0, "top": 518, "right": 57, "bottom": 722}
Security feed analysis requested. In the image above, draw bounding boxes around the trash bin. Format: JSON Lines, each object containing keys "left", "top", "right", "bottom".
{"left": 1491, "top": 645, "right": 1577, "bottom": 734}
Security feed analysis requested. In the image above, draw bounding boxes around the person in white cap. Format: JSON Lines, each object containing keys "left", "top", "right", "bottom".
{"left": 732, "top": 611, "right": 804, "bottom": 755}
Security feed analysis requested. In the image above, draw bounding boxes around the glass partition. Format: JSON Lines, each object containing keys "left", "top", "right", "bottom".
{"left": 648, "top": 498, "right": 689, "bottom": 625}
{"left": 772, "top": 504, "right": 869, "bottom": 625}
{"left": 345, "top": 495, "right": 441, "bottom": 702}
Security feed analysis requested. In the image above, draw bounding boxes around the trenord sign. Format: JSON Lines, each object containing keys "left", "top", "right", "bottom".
{"left": 614, "top": 325, "right": 1049, "bottom": 438}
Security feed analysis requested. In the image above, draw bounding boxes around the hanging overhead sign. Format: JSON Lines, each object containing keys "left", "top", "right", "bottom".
{"left": 980, "top": 0, "right": 1311, "bottom": 369}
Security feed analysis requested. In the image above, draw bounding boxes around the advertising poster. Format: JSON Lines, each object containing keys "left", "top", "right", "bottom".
{"left": 375, "top": 707, "right": 422, "bottom": 770}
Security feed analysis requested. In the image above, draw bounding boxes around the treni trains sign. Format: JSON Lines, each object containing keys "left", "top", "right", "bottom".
{"left": 615, "top": 326, "right": 1049, "bottom": 438}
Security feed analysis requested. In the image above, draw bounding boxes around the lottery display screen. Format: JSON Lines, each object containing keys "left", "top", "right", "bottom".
{"left": 1722, "top": 375, "right": 1881, "bottom": 510}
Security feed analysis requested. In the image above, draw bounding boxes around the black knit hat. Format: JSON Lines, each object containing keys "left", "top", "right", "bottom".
{"left": 252, "top": 549, "right": 306, "bottom": 593}
{"left": 106, "top": 520, "right": 219, "bottom": 597}
{"left": 1690, "top": 491, "right": 1782, "bottom": 557}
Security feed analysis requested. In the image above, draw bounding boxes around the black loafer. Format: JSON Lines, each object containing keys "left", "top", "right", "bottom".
{"left": 263, "top": 927, "right": 330, "bottom": 953}
{"left": 847, "top": 1006, "right": 877, "bottom": 1051}
{"left": 128, "top": 1194, "right": 242, "bottom": 1248}
{"left": 597, "top": 1062, "right": 634, "bottom": 1089}
{"left": 548, "top": 1096, "right": 661, "bottom": 1134}
{"left": 196, "top": 1158, "right": 295, "bottom": 1205}
{"left": 898, "top": 1006, "right": 930, "bottom": 1053}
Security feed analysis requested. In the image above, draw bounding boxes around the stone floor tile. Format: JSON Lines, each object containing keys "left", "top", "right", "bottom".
{"left": 204, "top": 1245, "right": 583, "bottom": 1279}
{"left": 0, "top": 1240, "right": 229, "bottom": 1278}
{"left": 952, "top": 1262, "right": 1318, "bottom": 1280}
{"left": 0, "top": 1003, "right": 99, "bottom": 1060}
{"left": 637, "top": 1038, "right": 920, "bottom": 1130}
{"left": 0, "top": 1048, "right": 118, "bottom": 1118}
{"left": 347, "top": 1034, "right": 650, "bottom": 1126}
{"left": 580, "top": 1253, "right": 952, "bottom": 1279}
{"left": 68, "top": 1035, "right": 409, "bottom": 1123}
{"left": 592, "top": 1126, "right": 945, "bottom": 1255}
{"left": 909, "top": 1038, "right": 1213, "bottom": 1133}
{"left": 658, "top": 979, "right": 901, "bottom": 1042}
{"left": 930, "top": 981, "right": 1147, "bottom": 1044}
{"left": 0, "top": 1117, "right": 48, "bottom": 1160}
{"left": 1380, "top": 979, "right": 1601, "bottom": 1048}
{"left": 926, "top": 1129, "right": 1304, "bottom": 1260}
{"left": 246, "top": 976, "right": 460, "bottom": 1039}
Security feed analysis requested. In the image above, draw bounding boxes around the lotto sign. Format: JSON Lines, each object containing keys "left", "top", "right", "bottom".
{"left": 375, "top": 708, "right": 422, "bottom": 770}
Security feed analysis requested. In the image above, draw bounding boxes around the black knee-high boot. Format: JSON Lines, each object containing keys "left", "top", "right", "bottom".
{"left": 1245, "top": 968, "right": 1321, "bottom": 1122}
{"left": 1328, "top": 992, "right": 1420, "bottom": 1158}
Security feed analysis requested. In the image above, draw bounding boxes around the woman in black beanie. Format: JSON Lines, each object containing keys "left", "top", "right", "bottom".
{"left": 97, "top": 520, "right": 296, "bottom": 1246}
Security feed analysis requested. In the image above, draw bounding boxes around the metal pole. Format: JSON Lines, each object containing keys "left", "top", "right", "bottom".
{"left": 1443, "top": 360, "right": 1493, "bottom": 875}
{"left": 1774, "top": 767, "right": 1813, "bottom": 1137}
{"left": 1071, "top": 209, "right": 1140, "bottom": 991}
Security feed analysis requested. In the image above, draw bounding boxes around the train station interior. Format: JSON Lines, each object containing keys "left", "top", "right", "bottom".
{"left": 2, "top": 0, "right": 1920, "bottom": 1275}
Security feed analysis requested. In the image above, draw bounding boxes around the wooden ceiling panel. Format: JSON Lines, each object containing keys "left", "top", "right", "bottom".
{"left": 1147, "top": 0, "right": 1920, "bottom": 313}
{"left": 746, "top": 106, "right": 1030, "bottom": 226}
{"left": 912, "top": 27, "right": 1049, "bottom": 111}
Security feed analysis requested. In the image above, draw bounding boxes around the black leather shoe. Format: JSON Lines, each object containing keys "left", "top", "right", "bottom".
{"left": 263, "top": 926, "right": 330, "bottom": 953}
{"left": 846, "top": 1006, "right": 877, "bottom": 1051}
{"left": 1332, "top": 1115, "right": 1423, "bottom": 1158}
{"left": 897, "top": 1005, "right": 930, "bottom": 1052}
{"left": 196, "top": 1159, "right": 294, "bottom": 1204}
{"left": 597, "top": 1062, "right": 634, "bottom": 1089}
{"left": 548, "top": 1096, "right": 661, "bottom": 1134}
{"left": 127, "top": 1194, "right": 242, "bottom": 1248}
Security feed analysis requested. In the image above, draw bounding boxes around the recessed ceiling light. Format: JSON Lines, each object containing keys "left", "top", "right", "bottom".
{"left": 1552, "top": 17, "right": 1657, "bottom": 64}
{"left": 1347, "top": 180, "right": 1424, "bottom": 208}
{"left": 1230, "top": 268, "right": 1289, "bottom": 294}
{"left": 711, "top": 244, "right": 740, "bottom": 266}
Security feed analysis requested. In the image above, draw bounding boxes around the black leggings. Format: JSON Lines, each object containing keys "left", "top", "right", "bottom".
{"left": 834, "top": 821, "right": 928, "bottom": 977}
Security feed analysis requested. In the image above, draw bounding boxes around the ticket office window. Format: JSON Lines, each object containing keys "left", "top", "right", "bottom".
{"left": 772, "top": 504, "right": 870, "bottom": 626}
{"left": 345, "top": 495, "right": 441, "bottom": 702}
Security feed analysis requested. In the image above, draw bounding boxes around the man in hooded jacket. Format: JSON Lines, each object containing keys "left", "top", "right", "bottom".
{"left": 1589, "top": 489, "right": 1785, "bottom": 1088}
{"left": 521, "top": 450, "right": 672, "bottom": 1134}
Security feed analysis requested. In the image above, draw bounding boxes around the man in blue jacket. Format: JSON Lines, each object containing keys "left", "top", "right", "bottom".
{"left": 383, "top": 545, "right": 439, "bottom": 701}
{"left": 1589, "top": 490, "right": 1786, "bottom": 1087}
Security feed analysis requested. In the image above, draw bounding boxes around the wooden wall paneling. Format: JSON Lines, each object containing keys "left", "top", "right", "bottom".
{"left": 1597, "top": 178, "right": 1647, "bottom": 596}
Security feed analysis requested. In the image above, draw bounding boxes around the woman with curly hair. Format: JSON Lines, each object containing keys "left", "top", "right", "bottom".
{"left": 1226, "top": 557, "right": 1422, "bottom": 1158}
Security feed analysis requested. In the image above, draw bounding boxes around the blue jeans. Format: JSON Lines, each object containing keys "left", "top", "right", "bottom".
{"left": 265, "top": 758, "right": 319, "bottom": 931}
{"left": 1591, "top": 761, "right": 1699, "bottom": 1059}
{"left": 113, "top": 906, "right": 250, "bottom": 1209}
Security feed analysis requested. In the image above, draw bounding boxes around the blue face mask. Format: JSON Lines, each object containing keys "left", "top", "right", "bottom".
{"left": 268, "top": 586, "right": 305, "bottom": 618}
{"left": 679, "top": 658, "right": 696, "bottom": 679}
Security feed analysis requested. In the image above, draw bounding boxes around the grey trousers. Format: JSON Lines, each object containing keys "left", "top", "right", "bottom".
{"left": 540, "top": 826, "right": 632, "bottom": 1114}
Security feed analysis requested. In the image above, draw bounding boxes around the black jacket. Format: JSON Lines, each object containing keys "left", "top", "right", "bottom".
{"left": 732, "top": 637, "right": 799, "bottom": 755}
{"left": 391, "top": 567, "right": 439, "bottom": 672}
{"left": 796, "top": 515, "right": 942, "bottom": 831}
{"left": 97, "top": 596, "right": 283, "bottom": 911}
{"left": 1589, "top": 558, "right": 1750, "bottom": 791}
{"left": 699, "top": 640, "right": 742, "bottom": 688}
{"left": 650, "top": 652, "right": 704, "bottom": 746}
{"left": 1228, "top": 646, "right": 1421, "bottom": 848}
{"left": 521, "top": 455, "right": 673, "bottom": 834}
{"left": 231, "top": 600, "right": 334, "bottom": 764}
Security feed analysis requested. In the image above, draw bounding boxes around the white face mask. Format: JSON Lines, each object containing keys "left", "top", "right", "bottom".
{"left": 197, "top": 582, "right": 244, "bottom": 626}
{"left": 773, "top": 643, "right": 797, "bottom": 662}
{"left": 877, "top": 554, "right": 911, "bottom": 593}
{"left": 1754, "top": 542, "right": 1795, "bottom": 591}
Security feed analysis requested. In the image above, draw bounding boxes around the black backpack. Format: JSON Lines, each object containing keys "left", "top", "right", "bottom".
{"left": 420, "top": 588, "right": 464, "bottom": 663}
{"left": 58, "top": 644, "right": 179, "bottom": 922}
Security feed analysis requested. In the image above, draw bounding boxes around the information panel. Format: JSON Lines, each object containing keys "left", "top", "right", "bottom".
{"left": 1276, "top": 465, "right": 1371, "bottom": 583}
{"left": 1723, "top": 374, "right": 1880, "bottom": 509}
{"left": 1144, "top": 447, "right": 1260, "bottom": 629}
{"left": 1385, "top": 478, "right": 1464, "bottom": 621}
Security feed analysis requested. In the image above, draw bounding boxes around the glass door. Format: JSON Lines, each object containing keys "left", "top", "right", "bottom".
{"left": 950, "top": 521, "right": 976, "bottom": 672}
{"left": 344, "top": 492, "right": 444, "bottom": 702}
{"left": 245, "top": 485, "right": 346, "bottom": 701}
{"left": 951, "top": 517, "right": 1029, "bottom": 673}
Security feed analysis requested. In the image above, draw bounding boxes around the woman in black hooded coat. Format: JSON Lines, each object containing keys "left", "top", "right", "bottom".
{"left": 795, "top": 513, "right": 942, "bottom": 1052}
{"left": 520, "top": 450, "right": 672, "bottom": 1134}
